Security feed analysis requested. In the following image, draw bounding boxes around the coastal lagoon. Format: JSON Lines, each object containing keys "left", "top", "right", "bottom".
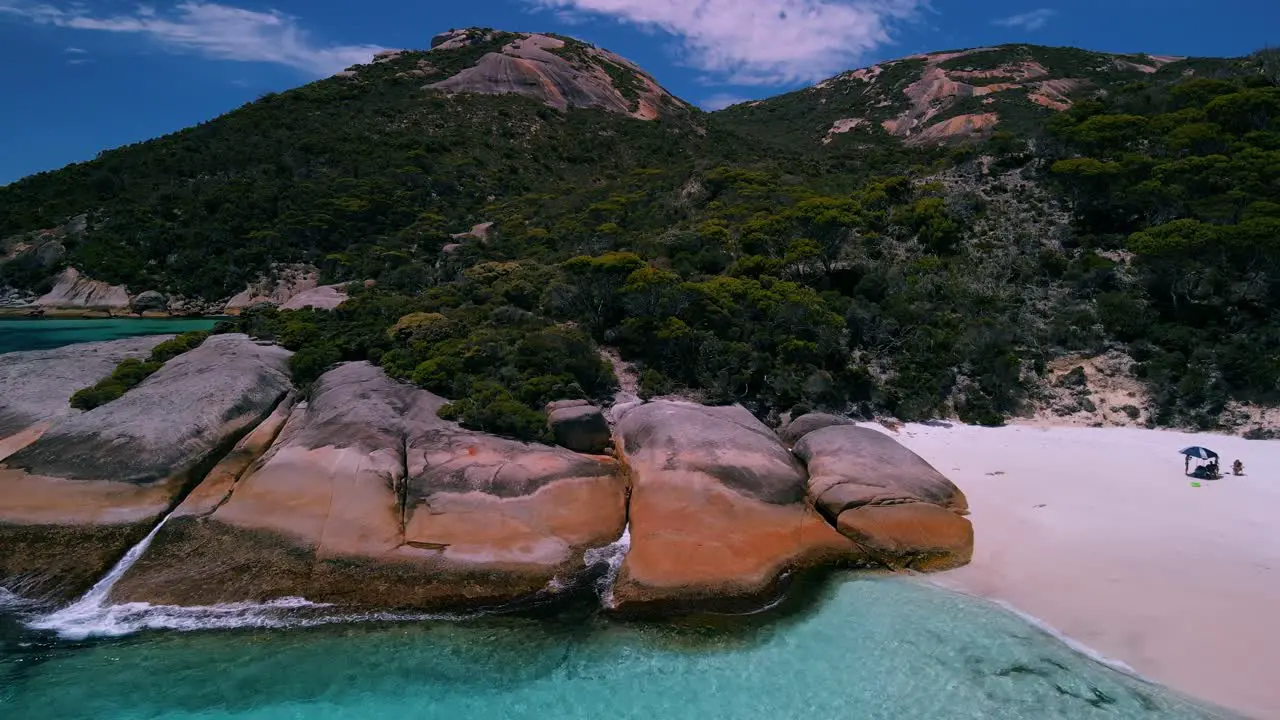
{"left": 0, "top": 318, "right": 219, "bottom": 355}
{"left": 0, "top": 576, "right": 1233, "bottom": 719}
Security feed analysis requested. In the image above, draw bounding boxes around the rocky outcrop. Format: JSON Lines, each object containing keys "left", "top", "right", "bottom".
{"left": 278, "top": 284, "right": 348, "bottom": 311}
{"left": 793, "top": 426, "right": 972, "bottom": 571}
{"left": 430, "top": 32, "right": 687, "bottom": 121}
{"left": 909, "top": 113, "right": 1000, "bottom": 146}
{"left": 610, "top": 401, "right": 856, "bottom": 614}
{"left": 822, "top": 118, "right": 866, "bottom": 144}
{"left": 130, "top": 290, "right": 168, "bottom": 315}
{"left": 450, "top": 222, "right": 494, "bottom": 242}
{"left": 33, "top": 267, "right": 130, "bottom": 312}
{"left": 0, "top": 334, "right": 292, "bottom": 601}
{"left": 223, "top": 264, "right": 319, "bottom": 315}
{"left": 777, "top": 412, "right": 855, "bottom": 447}
{"left": 111, "top": 362, "right": 627, "bottom": 610}
{"left": 0, "top": 336, "right": 171, "bottom": 461}
{"left": 547, "top": 401, "right": 611, "bottom": 454}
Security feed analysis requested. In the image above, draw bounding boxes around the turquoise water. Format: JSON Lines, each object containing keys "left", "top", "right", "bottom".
{"left": 0, "top": 576, "right": 1234, "bottom": 719}
{"left": 0, "top": 318, "right": 220, "bottom": 354}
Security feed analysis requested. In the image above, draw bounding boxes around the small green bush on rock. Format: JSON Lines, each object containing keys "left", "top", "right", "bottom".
{"left": 69, "top": 331, "right": 210, "bottom": 410}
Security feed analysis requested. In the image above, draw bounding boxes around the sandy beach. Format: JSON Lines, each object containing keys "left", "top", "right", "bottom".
{"left": 873, "top": 422, "right": 1280, "bottom": 719}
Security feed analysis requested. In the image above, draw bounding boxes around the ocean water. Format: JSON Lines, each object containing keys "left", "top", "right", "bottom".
{"left": 0, "top": 318, "right": 220, "bottom": 354}
{"left": 0, "top": 576, "right": 1236, "bottom": 720}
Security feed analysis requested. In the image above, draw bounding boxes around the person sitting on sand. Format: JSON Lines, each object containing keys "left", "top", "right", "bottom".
{"left": 1233, "top": 459, "right": 1244, "bottom": 476}
{"left": 1207, "top": 460, "right": 1220, "bottom": 478}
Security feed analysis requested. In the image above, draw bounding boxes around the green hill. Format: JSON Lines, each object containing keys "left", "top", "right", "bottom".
{"left": 3, "top": 33, "right": 1279, "bottom": 435}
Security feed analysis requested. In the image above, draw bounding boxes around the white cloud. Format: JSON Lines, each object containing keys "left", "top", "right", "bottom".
{"left": 700, "top": 93, "right": 750, "bottom": 110}
{"left": 0, "top": 2, "right": 387, "bottom": 76}
{"left": 992, "top": 8, "right": 1056, "bottom": 32}
{"left": 525, "top": 0, "right": 930, "bottom": 86}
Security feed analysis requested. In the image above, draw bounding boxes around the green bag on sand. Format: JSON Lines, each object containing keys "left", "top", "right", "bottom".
{"left": 1191, "top": 482, "right": 1202, "bottom": 488}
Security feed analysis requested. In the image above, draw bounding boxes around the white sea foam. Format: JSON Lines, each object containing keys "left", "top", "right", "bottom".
{"left": 23, "top": 509, "right": 468, "bottom": 639}
{"left": 583, "top": 523, "right": 631, "bottom": 609}
{"left": 28, "top": 509, "right": 177, "bottom": 638}
{"left": 0, "top": 586, "right": 37, "bottom": 611}
{"left": 29, "top": 597, "right": 333, "bottom": 640}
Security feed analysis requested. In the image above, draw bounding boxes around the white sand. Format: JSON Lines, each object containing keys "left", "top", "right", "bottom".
{"left": 871, "top": 422, "right": 1280, "bottom": 719}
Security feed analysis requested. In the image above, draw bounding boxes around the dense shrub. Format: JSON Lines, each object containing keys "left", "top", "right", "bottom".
{"left": 69, "top": 331, "right": 209, "bottom": 410}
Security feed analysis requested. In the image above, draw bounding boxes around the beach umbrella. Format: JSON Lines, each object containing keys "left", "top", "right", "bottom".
{"left": 1179, "top": 446, "right": 1219, "bottom": 460}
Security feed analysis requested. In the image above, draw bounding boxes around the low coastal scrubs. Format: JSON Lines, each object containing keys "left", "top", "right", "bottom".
{"left": 69, "top": 331, "right": 210, "bottom": 410}
{"left": 12, "top": 48, "right": 1280, "bottom": 433}
{"left": 221, "top": 285, "right": 615, "bottom": 442}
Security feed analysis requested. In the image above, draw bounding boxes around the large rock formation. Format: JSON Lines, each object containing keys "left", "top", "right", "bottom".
{"left": 429, "top": 31, "right": 687, "bottom": 121}
{"left": 278, "top": 284, "right": 348, "bottom": 311}
{"left": 0, "top": 334, "right": 292, "bottom": 601}
{"left": 33, "top": 267, "right": 130, "bottom": 313}
{"left": 610, "top": 401, "right": 856, "bottom": 614}
{"left": 0, "top": 336, "right": 171, "bottom": 461}
{"left": 223, "top": 264, "right": 319, "bottom": 315}
{"left": 777, "top": 412, "right": 855, "bottom": 447}
{"left": 794, "top": 426, "right": 972, "bottom": 571}
{"left": 129, "top": 290, "right": 169, "bottom": 315}
{"left": 111, "top": 362, "right": 627, "bottom": 610}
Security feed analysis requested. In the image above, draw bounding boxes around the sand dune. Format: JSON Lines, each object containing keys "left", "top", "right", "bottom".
{"left": 872, "top": 422, "right": 1280, "bottom": 719}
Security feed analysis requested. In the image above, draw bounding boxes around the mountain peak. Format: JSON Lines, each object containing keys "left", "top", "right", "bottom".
{"left": 419, "top": 28, "right": 689, "bottom": 120}
{"left": 719, "top": 43, "right": 1204, "bottom": 148}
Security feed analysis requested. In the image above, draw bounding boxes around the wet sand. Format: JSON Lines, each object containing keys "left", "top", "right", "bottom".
{"left": 873, "top": 422, "right": 1280, "bottom": 719}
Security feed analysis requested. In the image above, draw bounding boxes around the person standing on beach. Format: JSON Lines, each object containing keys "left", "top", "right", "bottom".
{"left": 1185, "top": 455, "right": 1191, "bottom": 475}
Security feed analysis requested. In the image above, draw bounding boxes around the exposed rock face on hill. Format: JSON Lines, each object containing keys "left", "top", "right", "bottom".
{"left": 33, "top": 267, "right": 130, "bottom": 312}
{"left": 0, "top": 334, "right": 291, "bottom": 601}
{"left": 721, "top": 44, "right": 1196, "bottom": 148}
{"left": 0, "top": 336, "right": 171, "bottom": 461}
{"left": 111, "top": 362, "right": 627, "bottom": 610}
{"left": 429, "top": 30, "right": 687, "bottom": 120}
{"left": 610, "top": 401, "right": 856, "bottom": 614}
{"left": 278, "top": 283, "right": 348, "bottom": 311}
{"left": 794, "top": 426, "right": 972, "bottom": 571}
{"left": 223, "top": 265, "right": 320, "bottom": 315}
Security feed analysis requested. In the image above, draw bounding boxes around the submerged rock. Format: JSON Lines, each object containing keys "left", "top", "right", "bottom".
{"left": 793, "top": 426, "right": 972, "bottom": 571}
{"left": 610, "top": 401, "right": 856, "bottom": 614}
{"left": 0, "top": 334, "right": 292, "bottom": 602}
{"left": 112, "top": 362, "right": 627, "bottom": 611}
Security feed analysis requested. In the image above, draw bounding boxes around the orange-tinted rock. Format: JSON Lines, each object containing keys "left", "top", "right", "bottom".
{"left": 794, "top": 425, "right": 972, "bottom": 572}
{"left": 0, "top": 335, "right": 292, "bottom": 602}
{"left": 112, "top": 362, "right": 627, "bottom": 610}
{"left": 909, "top": 113, "right": 1000, "bottom": 146}
{"left": 836, "top": 503, "right": 974, "bottom": 571}
{"left": 610, "top": 401, "right": 859, "bottom": 614}
{"left": 429, "top": 32, "right": 687, "bottom": 121}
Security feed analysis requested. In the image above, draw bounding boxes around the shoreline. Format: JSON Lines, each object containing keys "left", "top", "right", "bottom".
{"left": 877, "top": 421, "right": 1280, "bottom": 720}
{"left": 0, "top": 309, "right": 227, "bottom": 320}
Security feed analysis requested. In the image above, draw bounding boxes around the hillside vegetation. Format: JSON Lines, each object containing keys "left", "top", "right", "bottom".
{"left": 3, "top": 36, "right": 1279, "bottom": 437}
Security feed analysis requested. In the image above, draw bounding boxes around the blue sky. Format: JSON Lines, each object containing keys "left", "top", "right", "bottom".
{"left": 1, "top": 0, "right": 1277, "bottom": 185}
